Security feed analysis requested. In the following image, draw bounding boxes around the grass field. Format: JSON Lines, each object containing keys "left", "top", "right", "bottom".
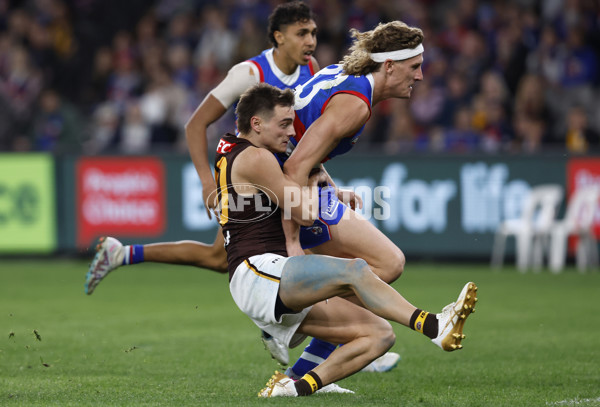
{"left": 1, "top": 258, "right": 599, "bottom": 406}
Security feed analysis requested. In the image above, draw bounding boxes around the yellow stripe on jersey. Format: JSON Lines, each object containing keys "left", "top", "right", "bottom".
{"left": 244, "top": 259, "right": 280, "bottom": 283}
{"left": 216, "top": 156, "right": 229, "bottom": 225}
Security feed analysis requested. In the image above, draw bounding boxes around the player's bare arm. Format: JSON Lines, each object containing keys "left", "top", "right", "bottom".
{"left": 232, "top": 147, "right": 317, "bottom": 226}
{"left": 284, "top": 94, "right": 371, "bottom": 186}
{"left": 185, "top": 95, "right": 227, "bottom": 203}
{"left": 185, "top": 62, "right": 260, "bottom": 216}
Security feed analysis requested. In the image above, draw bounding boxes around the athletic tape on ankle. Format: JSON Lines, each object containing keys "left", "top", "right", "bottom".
{"left": 414, "top": 311, "right": 429, "bottom": 334}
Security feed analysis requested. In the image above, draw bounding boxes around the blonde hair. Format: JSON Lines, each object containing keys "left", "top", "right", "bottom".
{"left": 342, "top": 21, "right": 424, "bottom": 76}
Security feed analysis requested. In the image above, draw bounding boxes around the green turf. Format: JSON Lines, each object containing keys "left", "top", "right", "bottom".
{"left": 1, "top": 259, "right": 599, "bottom": 406}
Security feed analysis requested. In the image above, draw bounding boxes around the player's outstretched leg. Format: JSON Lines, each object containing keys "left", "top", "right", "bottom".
{"left": 85, "top": 237, "right": 125, "bottom": 295}
{"left": 432, "top": 282, "right": 478, "bottom": 351}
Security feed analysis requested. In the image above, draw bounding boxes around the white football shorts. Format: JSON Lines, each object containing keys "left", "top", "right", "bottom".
{"left": 229, "top": 253, "right": 311, "bottom": 348}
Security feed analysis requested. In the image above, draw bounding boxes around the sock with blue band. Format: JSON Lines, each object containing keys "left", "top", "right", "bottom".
{"left": 287, "top": 338, "right": 336, "bottom": 378}
{"left": 122, "top": 245, "right": 145, "bottom": 265}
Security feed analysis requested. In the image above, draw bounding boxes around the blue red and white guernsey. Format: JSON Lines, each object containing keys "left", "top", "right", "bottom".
{"left": 291, "top": 64, "right": 374, "bottom": 162}
{"left": 289, "top": 65, "right": 374, "bottom": 248}
{"left": 231, "top": 48, "right": 316, "bottom": 128}
{"left": 247, "top": 48, "right": 316, "bottom": 90}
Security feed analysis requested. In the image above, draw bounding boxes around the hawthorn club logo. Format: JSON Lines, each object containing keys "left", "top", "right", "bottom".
{"left": 206, "top": 183, "right": 279, "bottom": 224}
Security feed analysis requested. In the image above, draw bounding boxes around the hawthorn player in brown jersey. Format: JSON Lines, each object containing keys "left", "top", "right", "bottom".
{"left": 216, "top": 83, "right": 478, "bottom": 398}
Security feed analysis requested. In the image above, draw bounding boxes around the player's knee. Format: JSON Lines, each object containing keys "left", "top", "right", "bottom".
{"left": 345, "top": 258, "right": 371, "bottom": 281}
{"left": 367, "top": 319, "right": 395, "bottom": 356}
{"left": 376, "top": 320, "right": 396, "bottom": 352}
{"left": 381, "top": 250, "right": 405, "bottom": 284}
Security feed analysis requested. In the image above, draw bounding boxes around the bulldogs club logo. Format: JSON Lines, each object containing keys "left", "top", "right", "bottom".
{"left": 306, "top": 225, "right": 323, "bottom": 235}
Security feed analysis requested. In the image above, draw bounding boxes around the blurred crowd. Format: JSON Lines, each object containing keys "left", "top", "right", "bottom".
{"left": 0, "top": 0, "right": 599, "bottom": 155}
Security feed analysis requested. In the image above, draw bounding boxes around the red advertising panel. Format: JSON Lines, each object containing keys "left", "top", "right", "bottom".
{"left": 76, "top": 157, "right": 166, "bottom": 247}
{"left": 566, "top": 157, "right": 600, "bottom": 236}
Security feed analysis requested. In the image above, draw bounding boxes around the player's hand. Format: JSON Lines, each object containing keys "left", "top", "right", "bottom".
{"left": 307, "top": 169, "right": 328, "bottom": 188}
{"left": 202, "top": 178, "right": 219, "bottom": 219}
{"left": 337, "top": 189, "right": 363, "bottom": 210}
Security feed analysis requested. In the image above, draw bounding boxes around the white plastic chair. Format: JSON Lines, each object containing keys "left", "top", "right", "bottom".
{"left": 491, "top": 184, "right": 564, "bottom": 272}
{"left": 549, "top": 186, "right": 600, "bottom": 273}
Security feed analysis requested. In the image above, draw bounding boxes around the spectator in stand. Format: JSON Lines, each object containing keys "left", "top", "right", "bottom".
{"left": 409, "top": 79, "right": 445, "bottom": 133}
{"left": 194, "top": 6, "right": 237, "bottom": 72}
{"left": 438, "top": 71, "right": 470, "bottom": 129}
{"left": 479, "top": 70, "right": 509, "bottom": 108}
{"left": 167, "top": 43, "right": 195, "bottom": 91}
{"left": 564, "top": 105, "right": 600, "bottom": 153}
{"left": 526, "top": 24, "right": 562, "bottom": 87}
{"left": 443, "top": 106, "right": 480, "bottom": 153}
{"left": 27, "top": 19, "right": 59, "bottom": 88}
{"left": 0, "top": 44, "right": 42, "bottom": 150}
{"left": 511, "top": 112, "right": 546, "bottom": 153}
{"left": 438, "top": 8, "right": 469, "bottom": 54}
{"left": 105, "top": 31, "right": 143, "bottom": 115}
{"left": 513, "top": 73, "right": 551, "bottom": 124}
{"left": 135, "top": 13, "right": 160, "bottom": 59}
{"left": 84, "top": 47, "right": 113, "bottom": 109}
{"left": 120, "top": 101, "right": 151, "bottom": 154}
{"left": 139, "top": 64, "right": 188, "bottom": 148}
{"left": 85, "top": 103, "right": 120, "bottom": 154}
{"left": 30, "top": 88, "right": 83, "bottom": 152}
{"left": 469, "top": 70, "right": 511, "bottom": 150}
{"left": 165, "top": 12, "right": 197, "bottom": 51}
{"left": 559, "top": 26, "right": 597, "bottom": 96}
{"left": 233, "top": 15, "right": 267, "bottom": 63}
{"left": 492, "top": 9, "right": 529, "bottom": 96}
{"left": 383, "top": 99, "right": 417, "bottom": 153}
{"left": 450, "top": 30, "right": 488, "bottom": 96}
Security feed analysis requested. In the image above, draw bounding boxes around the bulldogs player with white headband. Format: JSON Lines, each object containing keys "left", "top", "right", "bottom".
{"left": 258, "top": 22, "right": 478, "bottom": 398}
{"left": 369, "top": 43, "right": 425, "bottom": 62}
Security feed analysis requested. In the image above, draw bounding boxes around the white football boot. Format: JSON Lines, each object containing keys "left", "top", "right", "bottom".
{"left": 361, "top": 352, "right": 401, "bottom": 372}
{"left": 85, "top": 237, "right": 124, "bottom": 295}
{"left": 258, "top": 371, "right": 297, "bottom": 397}
{"left": 315, "top": 383, "right": 355, "bottom": 394}
{"left": 261, "top": 333, "right": 289, "bottom": 365}
{"left": 432, "top": 282, "right": 478, "bottom": 351}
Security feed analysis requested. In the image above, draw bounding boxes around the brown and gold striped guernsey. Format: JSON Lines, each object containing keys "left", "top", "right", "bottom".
{"left": 214, "top": 134, "right": 287, "bottom": 280}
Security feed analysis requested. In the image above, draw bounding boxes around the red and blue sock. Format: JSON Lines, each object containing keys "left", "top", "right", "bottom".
{"left": 122, "top": 245, "right": 145, "bottom": 265}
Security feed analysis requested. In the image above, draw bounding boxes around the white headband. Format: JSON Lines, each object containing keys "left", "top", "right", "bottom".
{"left": 369, "top": 44, "right": 424, "bottom": 63}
